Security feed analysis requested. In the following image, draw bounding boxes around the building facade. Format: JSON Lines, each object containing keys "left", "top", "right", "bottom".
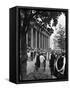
{"left": 26, "top": 22, "right": 52, "bottom": 60}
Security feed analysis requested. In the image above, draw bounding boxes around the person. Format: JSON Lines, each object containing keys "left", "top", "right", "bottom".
{"left": 54, "top": 53, "right": 66, "bottom": 79}
{"left": 49, "top": 52, "right": 56, "bottom": 76}
{"left": 31, "top": 52, "right": 34, "bottom": 61}
{"left": 34, "top": 51, "right": 36, "bottom": 59}
{"left": 35, "top": 52, "right": 40, "bottom": 71}
{"left": 63, "top": 54, "right": 67, "bottom": 79}
{"left": 27, "top": 50, "right": 31, "bottom": 61}
{"left": 43, "top": 56, "right": 46, "bottom": 71}
{"left": 39, "top": 53, "right": 45, "bottom": 71}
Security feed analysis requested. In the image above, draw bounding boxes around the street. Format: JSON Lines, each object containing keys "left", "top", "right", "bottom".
{"left": 26, "top": 58, "right": 53, "bottom": 80}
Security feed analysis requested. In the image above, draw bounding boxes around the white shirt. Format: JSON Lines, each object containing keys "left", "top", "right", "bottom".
{"left": 39, "top": 55, "right": 45, "bottom": 63}
{"left": 27, "top": 52, "right": 31, "bottom": 58}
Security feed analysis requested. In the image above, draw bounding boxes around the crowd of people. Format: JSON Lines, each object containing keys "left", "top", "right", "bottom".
{"left": 27, "top": 49, "right": 67, "bottom": 79}
{"left": 49, "top": 51, "right": 66, "bottom": 79}
{"left": 27, "top": 50, "right": 47, "bottom": 74}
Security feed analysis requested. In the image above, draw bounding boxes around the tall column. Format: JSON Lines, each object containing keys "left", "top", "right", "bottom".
{"left": 36, "top": 30, "right": 37, "bottom": 49}
{"left": 43, "top": 35, "right": 44, "bottom": 50}
{"left": 39, "top": 32, "right": 40, "bottom": 49}
{"left": 45, "top": 36, "right": 46, "bottom": 50}
{"left": 42, "top": 34, "right": 44, "bottom": 49}
{"left": 46, "top": 37, "right": 47, "bottom": 50}
{"left": 47, "top": 37, "right": 50, "bottom": 60}
{"left": 35, "top": 30, "right": 36, "bottom": 48}
{"left": 26, "top": 32, "right": 28, "bottom": 46}
{"left": 40, "top": 33, "right": 42, "bottom": 49}
{"left": 43, "top": 34, "right": 44, "bottom": 49}
{"left": 44, "top": 36, "right": 45, "bottom": 50}
{"left": 31, "top": 28, "right": 33, "bottom": 49}
{"left": 44, "top": 36, "right": 46, "bottom": 49}
{"left": 42, "top": 34, "right": 43, "bottom": 49}
{"left": 48, "top": 37, "right": 50, "bottom": 49}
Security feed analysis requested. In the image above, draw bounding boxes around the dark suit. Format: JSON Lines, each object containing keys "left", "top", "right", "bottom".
{"left": 35, "top": 54, "right": 40, "bottom": 71}
{"left": 49, "top": 53, "right": 56, "bottom": 75}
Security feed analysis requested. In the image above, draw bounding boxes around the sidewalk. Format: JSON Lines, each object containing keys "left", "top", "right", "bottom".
{"left": 26, "top": 59, "right": 52, "bottom": 80}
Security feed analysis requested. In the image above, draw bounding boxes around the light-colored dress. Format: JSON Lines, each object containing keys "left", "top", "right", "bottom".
{"left": 38, "top": 55, "right": 45, "bottom": 72}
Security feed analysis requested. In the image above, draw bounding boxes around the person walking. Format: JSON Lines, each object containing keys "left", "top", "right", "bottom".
{"left": 39, "top": 54, "right": 45, "bottom": 71}
{"left": 43, "top": 56, "right": 46, "bottom": 71}
{"left": 49, "top": 52, "right": 56, "bottom": 76}
{"left": 35, "top": 52, "right": 40, "bottom": 71}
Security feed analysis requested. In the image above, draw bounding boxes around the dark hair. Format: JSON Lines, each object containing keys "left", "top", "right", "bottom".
{"left": 62, "top": 52, "right": 65, "bottom": 56}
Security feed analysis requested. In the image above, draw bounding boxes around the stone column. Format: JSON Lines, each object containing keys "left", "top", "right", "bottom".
{"left": 43, "top": 35, "right": 44, "bottom": 50}
{"left": 44, "top": 36, "right": 45, "bottom": 50}
{"left": 44, "top": 35, "right": 45, "bottom": 50}
{"left": 26, "top": 32, "right": 28, "bottom": 46}
{"left": 45, "top": 36, "right": 46, "bottom": 50}
{"left": 31, "top": 28, "right": 33, "bottom": 49}
{"left": 48, "top": 37, "right": 50, "bottom": 49}
{"left": 36, "top": 30, "right": 37, "bottom": 49}
{"left": 46, "top": 36, "right": 48, "bottom": 50}
{"left": 40, "top": 33, "right": 42, "bottom": 49}
{"left": 39, "top": 32, "right": 40, "bottom": 49}
{"left": 42, "top": 34, "right": 43, "bottom": 49}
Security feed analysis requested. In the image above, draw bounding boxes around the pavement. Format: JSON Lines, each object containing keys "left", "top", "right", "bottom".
{"left": 26, "top": 58, "right": 54, "bottom": 80}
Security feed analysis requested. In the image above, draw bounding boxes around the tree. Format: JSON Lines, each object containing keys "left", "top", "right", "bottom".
{"left": 19, "top": 8, "right": 62, "bottom": 80}
{"left": 57, "top": 26, "right": 66, "bottom": 51}
{"left": 53, "top": 24, "right": 66, "bottom": 52}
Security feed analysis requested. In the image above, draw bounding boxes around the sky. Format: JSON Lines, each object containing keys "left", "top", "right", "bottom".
{"left": 50, "top": 12, "right": 66, "bottom": 49}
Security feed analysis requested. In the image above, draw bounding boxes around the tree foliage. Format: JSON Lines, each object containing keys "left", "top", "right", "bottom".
{"left": 54, "top": 24, "right": 66, "bottom": 51}
{"left": 20, "top": 9, "right": 62, "bottom": 34}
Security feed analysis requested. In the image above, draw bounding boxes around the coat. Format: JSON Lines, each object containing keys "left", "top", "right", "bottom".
{"left": 35, "top": 55, "right": 40, "bottom": 68}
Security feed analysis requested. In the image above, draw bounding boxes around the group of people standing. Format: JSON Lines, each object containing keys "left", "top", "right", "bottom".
{"left": 49, "top": 52, "right": 66, "bottom": 79}
{"left": 35, "top": 52, "right": 46, "bottom": 72}
{"left": 27, "top": 50, "right": 47, "bottom": 73}
{"left": 27, "top": 49, "right": 67, "bottom": 79}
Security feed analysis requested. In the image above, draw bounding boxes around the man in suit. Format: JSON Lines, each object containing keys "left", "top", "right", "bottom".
{"left": 49, "top": 52, "right": 56, "bottom": 76}
{"left": 35, "top": 52, "right": 40, "bottom": 71}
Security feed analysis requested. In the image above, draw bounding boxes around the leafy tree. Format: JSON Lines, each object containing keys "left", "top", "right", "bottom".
{"left": 57, "top": 26, "right": 66, "bottom": 51}
{"left": 53, "top": 24, "right": 66, "bottom": 52}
